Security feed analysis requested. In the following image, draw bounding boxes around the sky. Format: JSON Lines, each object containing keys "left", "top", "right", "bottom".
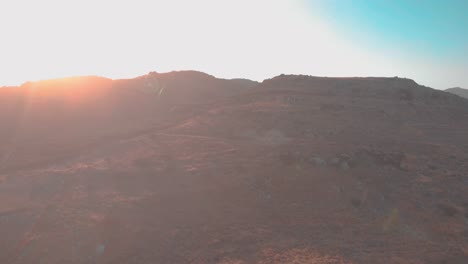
{"left": 0, "top": 0, "right": 467, "bottom": 89}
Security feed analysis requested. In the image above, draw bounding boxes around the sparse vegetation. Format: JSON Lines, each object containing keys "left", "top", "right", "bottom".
{"left": 1, "top": 72, "right": 467, "bottom": 263}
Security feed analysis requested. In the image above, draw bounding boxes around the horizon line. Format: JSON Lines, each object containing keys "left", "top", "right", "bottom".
{"left": 1, "top": 69, "right": 441, "bottom": 89}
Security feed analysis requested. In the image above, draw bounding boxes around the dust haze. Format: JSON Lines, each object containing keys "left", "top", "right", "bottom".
{"left": 1, "top": 71, "right": 468, "bottom": 263}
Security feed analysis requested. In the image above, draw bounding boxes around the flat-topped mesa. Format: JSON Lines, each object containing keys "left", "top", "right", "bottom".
{"left": 261, "top": 74, "right": 467, "bottom": 105}
{"left": 262, "top": 75, "right": 418, "bottom": 93}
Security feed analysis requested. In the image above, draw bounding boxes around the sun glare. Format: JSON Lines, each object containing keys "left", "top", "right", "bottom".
{"left": 1, "top": 0, "right": 467, "bottom": 88}
{"left": 1, "top": 0, "right": 388, "bottom": 86}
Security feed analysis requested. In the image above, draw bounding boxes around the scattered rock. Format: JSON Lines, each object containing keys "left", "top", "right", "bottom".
{"left": 330, "top": 157, "right": 340, "bottom": 166}
{"left": 416, "top": 175, "right": 432, "bottom": 183}
{"left": 438, "top": 203, "right": 460, "bottom": 217}
{"left": 339, "top": 161, "right": 350, "bottom": 171}
{"left": 261, "top": 129, "right": 290, "bottom": 145}
{"left": 310, "top": 157, "right": 327, "bottom": 166}
{"left": 355, "top": 148, "right": 406, "bottom": 170}
{"left": 279, "top": 152, "right": 297, "bottom": 165}
{"left": 351, "top": 198, "right": 362, "bottom": 208}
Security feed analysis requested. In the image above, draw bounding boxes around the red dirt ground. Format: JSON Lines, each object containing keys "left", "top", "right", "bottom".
{"left": 1, "top": 72, "right": 467, "bottom": 263}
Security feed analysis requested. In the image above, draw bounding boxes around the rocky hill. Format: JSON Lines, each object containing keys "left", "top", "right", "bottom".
{"left": 446, "top": 87, "right": 468, "bottom": 99}
{"left": 1, "top": 72, "right": 467, "bottom": 264}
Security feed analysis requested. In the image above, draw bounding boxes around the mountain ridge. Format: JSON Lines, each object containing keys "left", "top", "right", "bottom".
{"left": 446, "top": 87, "right": 468, "bottom": 99}
{"left": 1, "top": 69, "right": 467, "bottom": 263}
{"left": 2, "top": 71, "right": 464, "bottom": 103}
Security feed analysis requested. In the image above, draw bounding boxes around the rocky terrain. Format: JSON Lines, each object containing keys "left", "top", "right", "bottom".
{"left": 446, "top": 87, "right": 468, "bottom": 99}
{"left": 1, "top": 71, "right": 468, "bottom": 264}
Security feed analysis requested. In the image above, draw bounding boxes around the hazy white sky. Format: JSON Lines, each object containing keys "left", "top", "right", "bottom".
{"left": 1, "top": 0, "right": 466, "bottom": 89}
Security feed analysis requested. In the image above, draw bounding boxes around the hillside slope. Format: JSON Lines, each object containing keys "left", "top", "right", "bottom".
{"left": 0, "top": 71, "right": 256, "bottom": 172}
{"left": 1, "top": 73, "right": 467, "bottom": 264}
{"left": 446, "top": 87, "right": 468, "bottom": 99}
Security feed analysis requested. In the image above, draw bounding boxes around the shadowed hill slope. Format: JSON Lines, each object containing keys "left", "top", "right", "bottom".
{"left": 0, "top": 71, "right": 257, "bottom": 172}
{"left": 261, "top": 75, "right": 466, "bottom": 104}
{"left": 113, "top": 70, "right": 258, "bottom": 105}
{"left": 1, "top": 72, "right": 467, "bottom": 264}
